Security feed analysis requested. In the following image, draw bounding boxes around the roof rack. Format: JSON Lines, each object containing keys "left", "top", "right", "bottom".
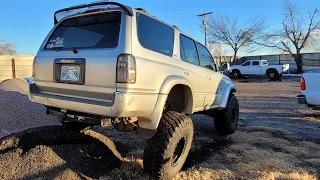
{"left": 54, "top": 2, "right": 133, "bottom": 24}
{"left": 136, "top": 8, "right": 149, "bottom": 14}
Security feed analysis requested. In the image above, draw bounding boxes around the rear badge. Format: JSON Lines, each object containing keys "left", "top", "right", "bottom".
{"left": 60, "top": 59, "right": 75, "bottom": 63}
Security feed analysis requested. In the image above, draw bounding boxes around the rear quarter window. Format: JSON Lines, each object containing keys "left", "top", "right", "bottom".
{"left": 137, "top": 13, "right": 174, "bottom": 56}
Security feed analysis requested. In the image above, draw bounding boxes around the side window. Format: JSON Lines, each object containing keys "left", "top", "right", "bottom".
{"left": 137, "top": 13, "right": 174, "bottom": 56}
{"left": 262, "top": 61, "right": 268, "bottom": 66}
{"left": 196, "top": 42, "right": 216, "bottom": 71}
{"left": 180, "top": 35, "right": 200, "bottom": 65}
{"left": 252, "top": 61, "right": 260, "bottom": 66}
{"left": 242, "top": 61, "right": 251, "bottom": 66}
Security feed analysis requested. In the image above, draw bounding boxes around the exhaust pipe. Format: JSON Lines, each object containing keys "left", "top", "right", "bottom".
{"left": 113, "top": 118, "right": 138, "bottom": 132}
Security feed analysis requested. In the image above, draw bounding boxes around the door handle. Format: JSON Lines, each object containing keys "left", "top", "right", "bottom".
{"left": 184, "top": 72, "right": 189, "bottom": 76}
{"left": 207, "top": 76, "right": 212, "bottom": 80}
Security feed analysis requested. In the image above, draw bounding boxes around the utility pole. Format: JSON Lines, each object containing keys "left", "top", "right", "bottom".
{"left": 198, "top": 11, "right": 213, "bottom": 47}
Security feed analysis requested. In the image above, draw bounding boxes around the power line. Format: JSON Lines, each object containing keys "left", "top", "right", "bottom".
{"left": 197, "top": 11, "right": 213, "bottom": 47}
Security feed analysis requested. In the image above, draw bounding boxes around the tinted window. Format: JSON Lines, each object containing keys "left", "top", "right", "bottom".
{"left": 242, "top": 62, "right": 251, "bottom": 66}
{"left": 46, "top": 12, "right": 121, "bottom": 50}
{"left": 196, "top": 43, "right": 216, "bottom": 70}
{"left": 137, "top": 13, "right": 174, "bottom": 56}
{"left": 262, "top": 61, "right": 268, "bottom": 66}
{"left": 252, "top": 61, "right": 260, "bottom": 66}
{"left": 180, "top": 35, "right": 199, "bottom": 65}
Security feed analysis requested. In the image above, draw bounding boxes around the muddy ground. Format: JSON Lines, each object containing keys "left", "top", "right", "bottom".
{"left": 0, "top": 77, "right": 319, "bottom": 180}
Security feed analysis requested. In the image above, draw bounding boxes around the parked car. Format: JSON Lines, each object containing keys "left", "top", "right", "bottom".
{"left": 28, "top": 1, "right": 239, "bottom": 179}
{"left": 297, "top": 73, "right": 320, "bottom": 110}
{"left": 230, "top": 60, "right": 289, "bottom": 80}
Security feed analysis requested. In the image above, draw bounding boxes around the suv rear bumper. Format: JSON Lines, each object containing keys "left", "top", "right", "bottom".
{"left": 28, "top": 84, "right": 159, "bottom": 118}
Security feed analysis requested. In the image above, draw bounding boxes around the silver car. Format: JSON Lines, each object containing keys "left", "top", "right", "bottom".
{"left": 29, "top": 1, "right": 239, "bottom": 179}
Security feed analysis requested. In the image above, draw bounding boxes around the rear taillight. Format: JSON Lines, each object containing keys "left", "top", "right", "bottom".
{"left": 282, "top": 66, "right": 284, "bottom": 70}
{"left": 32, "top": 56, "right": 36, "bottom": 77}
{"left": 301, "top": 77, "right": 306, "bottom": 90}
{"left": 116, "top": 54, "right": 136, "bottom": 83}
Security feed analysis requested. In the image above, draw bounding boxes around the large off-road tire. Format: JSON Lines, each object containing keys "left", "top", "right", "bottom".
{"left": 267, "top": 69, "right": 279, "bottom": 80}
{"left": 143, "top": 111, "right": 194, "bottom": 180}
{"left": 232, "top": 70, "right": 241, "bottom": 78}
{"left": 212, "top": 94, "right": 239, "bottom": 136}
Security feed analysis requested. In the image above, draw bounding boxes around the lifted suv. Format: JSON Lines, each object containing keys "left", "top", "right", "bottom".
{"left": 29, "top": 2, "right": 239, "bottom": 179}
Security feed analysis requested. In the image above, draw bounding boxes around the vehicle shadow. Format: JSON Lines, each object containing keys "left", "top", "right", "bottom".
{"left": 183, "top": 115, "right": 233, "bottom": 170}
{"left": 0, "top": 126, "right": 124, "bottom": 179}
{"left": 0, "top": 115, "right": 235, "bottom": 179}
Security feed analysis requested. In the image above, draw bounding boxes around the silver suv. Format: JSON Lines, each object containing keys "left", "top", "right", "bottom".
{"left": 28, "top": 2, "right": 239, "bottom": 179}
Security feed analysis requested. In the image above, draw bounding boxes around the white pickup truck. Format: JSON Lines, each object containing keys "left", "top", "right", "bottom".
{"left": 297, "top": 73, "right": 320, "bottom": 110}
{"left": 230, "top": 60, "right": 290, "bottom": 80}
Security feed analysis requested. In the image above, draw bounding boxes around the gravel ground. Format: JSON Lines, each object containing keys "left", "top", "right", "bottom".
{"left": 0, "top": 79, "right": 60, "bottom": 138}
{"left": 0, "top": 77, "right": 319, "bottom": 179}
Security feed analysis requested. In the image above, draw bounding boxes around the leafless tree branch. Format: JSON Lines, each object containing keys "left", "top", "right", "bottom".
{"left": 207, "top": 15, "right": 266, "bottom": 62}
{"left": 258, "top": 3, "right": 320, "bottom": 72}
{"left": 0, "top": 37, "right": 16, "bottom": 55}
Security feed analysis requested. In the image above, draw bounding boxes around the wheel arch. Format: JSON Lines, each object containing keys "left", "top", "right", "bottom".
{"left": 138, "top": 76, "right": 194, "bottom": 139}
{"left": 159, "top": 75, "right": 194, "bottom": 114}
{"left": 219, "top": 84, "right": 237, "bottom": 108}
{"left": 266, "top": 68, "right": 278, "bottom": 75}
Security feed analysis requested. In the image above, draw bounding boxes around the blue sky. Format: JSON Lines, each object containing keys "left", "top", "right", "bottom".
{"left": 0, "top": 0, "right": 319, "bottom": 55}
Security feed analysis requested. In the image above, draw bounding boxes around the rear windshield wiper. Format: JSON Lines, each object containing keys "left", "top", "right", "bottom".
{"left": 72, "top": 47, "right": 78, "bottom": 54}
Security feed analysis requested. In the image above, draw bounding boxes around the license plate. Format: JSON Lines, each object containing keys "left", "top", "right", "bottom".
{"left": 60, "top": 66, "right": 80, "bottom": 81}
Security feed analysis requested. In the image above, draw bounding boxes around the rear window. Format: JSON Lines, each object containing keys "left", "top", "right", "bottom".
{"left": 45, "top": 12, "right": 121, "bottom": 50}
{"left": 137, "top": 13, "right": 174, "bottom": 56}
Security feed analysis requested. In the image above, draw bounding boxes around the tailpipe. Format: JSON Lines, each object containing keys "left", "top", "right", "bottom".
{"left": 112, "top": 117, "right": 138, "bottom": 132}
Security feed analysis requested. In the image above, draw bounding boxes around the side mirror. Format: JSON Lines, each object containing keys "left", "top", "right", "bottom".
{"left": 226, "top": 63, "right": 231, "bottom": 71}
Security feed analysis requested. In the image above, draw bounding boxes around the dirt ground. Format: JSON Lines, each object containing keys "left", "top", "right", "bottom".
{"left": 0, "top": 77, "right": 319, "bottom": 180}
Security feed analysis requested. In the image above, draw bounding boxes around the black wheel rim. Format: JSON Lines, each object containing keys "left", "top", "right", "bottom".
{"left": 172, "top": 137, "right": 186, "bottom": 166}
{"left": 234, "top": 73, "right": 238, "bottom": 77}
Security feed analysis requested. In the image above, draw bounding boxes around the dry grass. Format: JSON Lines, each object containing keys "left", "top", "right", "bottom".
{"left": 101, "top": 158, "right": 150, "bottom": 180}
{"left": 174, "top": 168, "right": 235, "bottom": 180}
{"left": 304, "top": 117, "right": 320, "bottom": 122}
{"left": 0, "top": 137, "right": 19, "bottom": 150}
{"left": 0, "top": 146, "right": 66, "bottom": 180}
{"left": 259, "top": 171, "right": 318, "bottom": 180}
{"left": 54, "top": 169, "right": 82, "bottom": 180}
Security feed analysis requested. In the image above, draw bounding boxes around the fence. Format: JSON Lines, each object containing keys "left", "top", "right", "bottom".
{"left": 0, "top": 55, "right": 34, "bottom": 82}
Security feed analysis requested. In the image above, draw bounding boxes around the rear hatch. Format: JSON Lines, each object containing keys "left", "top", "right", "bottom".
{"left": 34, "top": 11, "right": 125, "bottom": 104}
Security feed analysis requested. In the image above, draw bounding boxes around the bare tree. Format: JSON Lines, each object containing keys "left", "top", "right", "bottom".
{"left": 261, "top": 4, "right": 320, "bottom": 73}
{"left": 207, "top": 15, "right": 265, "bottom": 63}
{"left": 209, "top": 41, "right": 223, "bottom": 57}
{"left": 209, "top": 41, "right": 224, "bottom": 65}
{"left": 0, "top": 37, "right": 16, "bottom": 55}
